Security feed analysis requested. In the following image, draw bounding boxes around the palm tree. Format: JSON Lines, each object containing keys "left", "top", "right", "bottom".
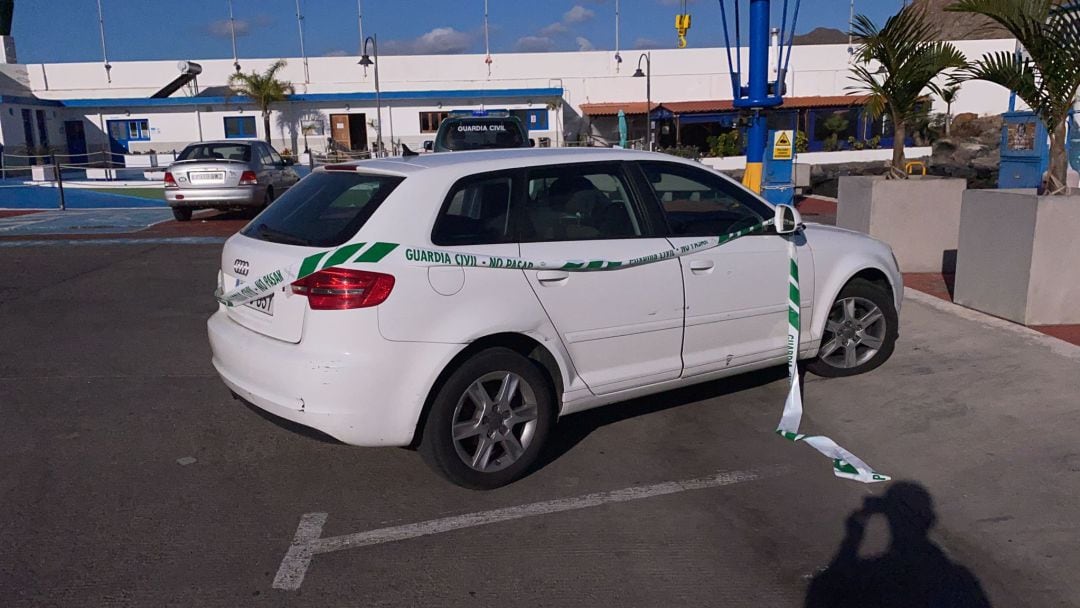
{"left": 847, "top": 5, "right": 967, "bottom": 178}
{"left": 947, "top": 0, "right": 1080, "bottom": 194}
{"left": 940, "top": 84, "right": 960, "bottom": 136}
{"left": 228, "top": 60, "right": 295, "bottom": 145}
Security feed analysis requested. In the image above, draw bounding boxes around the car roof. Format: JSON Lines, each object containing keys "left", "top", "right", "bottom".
{"left": 318, "top": 148, "right": 699, "bottom": 177}
{"left": 185, "top": 140, "right": 258, "bottom": 146}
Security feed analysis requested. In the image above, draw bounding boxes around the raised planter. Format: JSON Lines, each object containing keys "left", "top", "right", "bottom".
{"left": 954, "top": 190, "right": 1080, "bottom": 325}
{"left": 31, "top": 165, "right": 56, "bottom": 182}
{"left": 837, "top": 175, "right": 967, "bottom": 273}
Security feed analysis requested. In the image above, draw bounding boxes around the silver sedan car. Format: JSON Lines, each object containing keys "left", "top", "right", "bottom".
{"left": 164, "top": 140, "right": 300, "bottom": 221}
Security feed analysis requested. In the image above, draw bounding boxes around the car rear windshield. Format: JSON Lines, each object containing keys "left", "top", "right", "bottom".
{"left": 437, "top": 119, "right": 525, "bottom": 151}
{"left": 240, "top": 171, "right": 404, "bottom": 248}
{"left": 178, "top": 143, "right": 252, "bottom": 162}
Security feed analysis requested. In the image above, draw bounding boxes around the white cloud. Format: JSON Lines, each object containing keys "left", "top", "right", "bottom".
{"left": 539, "top": 22, "right": 569, "bottom": 36}
{"left": 576, "top": 36, "right": 595, "bottom": 51}
{"left": 382, "top": 27, "right": 474, "bottom": 55}
{"left": 322, "top": 49, "right": 349, "bottom": 57}
{"left": 515, "top": 36, "right": 556, "bottom": 52}
{"left": 206, "top": 14, "right": 271, "bottom": 38}
{"left": 563, "top": 5, "right": 596, "bottom": 23}
{"left": 633, "top": 37, "right": 662, "bottom": 50}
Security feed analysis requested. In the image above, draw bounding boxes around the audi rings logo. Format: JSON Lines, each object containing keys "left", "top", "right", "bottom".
{"left": 233, "top": 259, "right": 250, "bottom": 276}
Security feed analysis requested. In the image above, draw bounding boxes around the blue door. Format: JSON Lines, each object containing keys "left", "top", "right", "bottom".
{"left": 106, "top": 119, "right": 150, "bottom": 160}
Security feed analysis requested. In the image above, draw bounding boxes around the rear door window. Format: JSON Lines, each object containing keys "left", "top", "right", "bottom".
{"left": 431, "top": 173, "right": 515, "bottom": 246}
{"left": 521, "top": 163, "right": 644, "bottom": 242}
{"left": 241, "top": 171, "right": 404, "bottom": 247}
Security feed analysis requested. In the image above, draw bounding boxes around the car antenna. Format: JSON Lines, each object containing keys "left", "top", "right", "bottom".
{"left": 400, "top": 143, "right": 419, "bottom": 158}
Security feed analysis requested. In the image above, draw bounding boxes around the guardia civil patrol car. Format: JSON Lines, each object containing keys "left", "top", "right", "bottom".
{"left": 424, "top": 110, "right": 532, "bottom": 153}
{"left": 208, "top": 148, "right": 901, "bottom": 489}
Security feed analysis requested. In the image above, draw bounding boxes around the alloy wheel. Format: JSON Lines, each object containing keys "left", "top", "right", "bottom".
{"left": 450, "top": 371, "right": 539, "bottom": 473}
{"left": 818, "top": 296, "right": 887, "bottom": 369}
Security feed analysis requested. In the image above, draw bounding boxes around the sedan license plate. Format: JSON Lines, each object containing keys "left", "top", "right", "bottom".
{"left": 190, "top": 171, "right": 225, "bottom": 183}
{"left": 245, "top": 294, "right": 274, "bottom": 316}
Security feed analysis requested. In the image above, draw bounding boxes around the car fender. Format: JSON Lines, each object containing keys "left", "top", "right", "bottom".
{"left": 804, "top": 224, "right": 903, "bottom": 346}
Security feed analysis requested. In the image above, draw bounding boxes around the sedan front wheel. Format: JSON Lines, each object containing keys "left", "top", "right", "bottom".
{"left": 805, "top": 278, "right": 898, "bottom": 378}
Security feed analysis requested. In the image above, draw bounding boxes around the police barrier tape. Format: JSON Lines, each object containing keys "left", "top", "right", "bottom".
{"left": 214, "top": 219, "right": 890, "bottom": 484}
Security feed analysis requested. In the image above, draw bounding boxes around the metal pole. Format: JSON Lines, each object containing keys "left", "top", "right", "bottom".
{"left": 356, "top": 0, "right": 365, "bottom": 55}
{"left": 96, "top": 0, "right": 112, "bottom": 83}
{"left": 295, "top": 0, "right": 310, "bottom": 84}
{"left": 52, "top": 154, "right": 66, "bottom": 211}
{"left": 228, "top": 0, "right": 240, "bottom": 72}
{"left": 646, "top": 54, "right": 652, "bottom": 151}
{"left": 742, "top": 0, "right": 771, "bottom": 193}
{"left": 368, "top": 36, "right": 384, "bottom": 157}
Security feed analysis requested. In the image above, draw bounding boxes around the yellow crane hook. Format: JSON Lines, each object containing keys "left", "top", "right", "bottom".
{"left": 675, "top": 0, "right": 691, "bottom": 48}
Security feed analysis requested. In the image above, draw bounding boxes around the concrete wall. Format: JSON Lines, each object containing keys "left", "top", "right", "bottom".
{"left": 955, "top": 190, "right": 1080, "bottom": 324}
{"left": 837, "top": 175, "right": 967, "bottom": 273}
{"left": 702, "top": 147, "right": 934, "bottom": 171}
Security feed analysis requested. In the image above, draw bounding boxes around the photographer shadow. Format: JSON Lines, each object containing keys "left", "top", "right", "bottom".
{"left": 805, "top": 482, "right": 992, "bottom": 608}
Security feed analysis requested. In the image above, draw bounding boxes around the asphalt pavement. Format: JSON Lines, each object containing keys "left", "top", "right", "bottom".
{"left": 2, "top": 242, "right": 1079, "bottom": 607}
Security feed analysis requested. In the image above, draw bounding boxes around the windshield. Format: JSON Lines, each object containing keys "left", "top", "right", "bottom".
{"left": 178, "top": 143, "right": 252, "bottom": 162}
{"left": 436, "top": 119, "right": 525, "bottom": 151}
{"left": 240, "top": 171, "right": 405, "bottom": 248}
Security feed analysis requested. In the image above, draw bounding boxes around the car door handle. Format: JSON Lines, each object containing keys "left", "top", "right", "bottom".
{"left": 536, "top": 270, "right": 570, "bottom": 284}
{"left": 689, "top": 259, "right": 715, "bottom": 273}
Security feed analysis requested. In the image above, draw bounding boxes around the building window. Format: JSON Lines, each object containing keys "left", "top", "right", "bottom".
{"left": 126, "top": 119, "right": 151, "bottom": 141}
{"left": 419, "top": 111, "right": 449, "bottom": 133}
{"left": 224, "top": 116, "right": 258, "bottom": 139}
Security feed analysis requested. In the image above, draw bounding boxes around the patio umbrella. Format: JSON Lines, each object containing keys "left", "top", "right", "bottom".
{"left": 618, "top": 109, "right": 628, "bottom": 148}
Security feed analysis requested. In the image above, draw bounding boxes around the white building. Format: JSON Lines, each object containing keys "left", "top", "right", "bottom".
{"left": 0, "top": 38, "right": 1015, "bottom": 166}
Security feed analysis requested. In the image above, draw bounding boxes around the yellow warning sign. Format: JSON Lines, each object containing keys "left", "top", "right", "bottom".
{"left": 773, "top": 130, "right": 793, "bottom": 160}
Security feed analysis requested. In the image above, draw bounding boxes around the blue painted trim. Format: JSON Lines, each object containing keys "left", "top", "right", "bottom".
{"left": 57, "top": 87, "right": 564, "bottom": 109}
{"left": 0, "top": 95, "right": 64, "bottom": 107}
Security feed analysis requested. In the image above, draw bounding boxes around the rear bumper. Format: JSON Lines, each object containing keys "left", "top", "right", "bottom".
{"left": 166, "top": 185, "right": 264, "bottom": 207}
{"left": 207, "top": 308, "right": 462, "bottom": 447}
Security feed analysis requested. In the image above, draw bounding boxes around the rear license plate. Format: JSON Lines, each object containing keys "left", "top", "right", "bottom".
{"left": 245, "top": 294, "right": 274, "bottom": 316}
{"left": 190, "top": 171, "right": 225, "bottom": 183}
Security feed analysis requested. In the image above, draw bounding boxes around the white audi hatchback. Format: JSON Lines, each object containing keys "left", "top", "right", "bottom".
{"left": 208, "top": 148, "right": 901, "bottom": 488}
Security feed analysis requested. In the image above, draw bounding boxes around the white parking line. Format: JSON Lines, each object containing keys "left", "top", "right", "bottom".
{"left": 273, "top": 466, "right": 784, "bottom": 591}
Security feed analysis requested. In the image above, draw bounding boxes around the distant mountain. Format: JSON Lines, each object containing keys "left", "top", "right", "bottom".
{"left": 792, "top": 27, "right": 849, "bottom": 46}
{"left": 912, "top": 0, "right": 1009, "bottom": 40}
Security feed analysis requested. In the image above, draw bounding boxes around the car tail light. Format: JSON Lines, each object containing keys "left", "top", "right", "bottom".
{"left": 164, "top": 171, "right": 178, "bottom": 188}
{"left": 239, "top": 170, "right": 258, "bottom": 185}
{"left": 290, "top": 268, "right": 395, "bottom": 310}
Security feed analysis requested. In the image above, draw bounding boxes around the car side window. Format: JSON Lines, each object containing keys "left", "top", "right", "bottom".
{"left": 431, "top": 174, "right": 515, "bottom": 246}
{"left": 258, "top": 145, "right": 275, "bottom": 167}
{"left": 638, "top": 162, "right": 771, "bottom": 236}
{"left": 521, "top": 164, "right": 643, "bottom": 242}
{"left": 269, "top": 148, "right": 284, "bottom": 165}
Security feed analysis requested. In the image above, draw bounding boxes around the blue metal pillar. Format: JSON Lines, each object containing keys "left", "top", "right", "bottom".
{"left": 742, "top": 0, "right": 772, "bottom": 192}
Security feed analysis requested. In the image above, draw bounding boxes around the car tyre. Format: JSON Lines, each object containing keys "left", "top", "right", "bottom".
{"left": 172, "top": 207, "right": 193, "bottom": 222}
{"left": 805, "top": 278, "right": 898, "bottom": 378}
{"left": 420, "top": 348, "right": 555, "bottom": 490}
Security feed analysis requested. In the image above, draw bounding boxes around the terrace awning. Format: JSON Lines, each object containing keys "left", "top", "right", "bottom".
{"left": 581, "top": 95, "right": 871, "bottom": 117}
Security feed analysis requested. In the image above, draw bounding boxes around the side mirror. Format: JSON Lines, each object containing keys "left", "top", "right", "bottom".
{"left": 423, "top": 141, "right": 434, "bottom": 152}
{"left": 774, "top": 204, "right": 802, "bottom": 235}
{"left": 529, "top": 138, "right": 536, "bottom": 148}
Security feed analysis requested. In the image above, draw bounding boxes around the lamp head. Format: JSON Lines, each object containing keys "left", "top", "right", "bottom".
{"left": 632, "top": 67, "right": 645, "bottom": 78}
{"left": 358, "top": 54, "right": 373, "bottom": 67}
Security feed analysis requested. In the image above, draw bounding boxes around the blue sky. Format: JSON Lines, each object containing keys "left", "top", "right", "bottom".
{"left": 12, "top": 0, "right": 906, "bottom": 64}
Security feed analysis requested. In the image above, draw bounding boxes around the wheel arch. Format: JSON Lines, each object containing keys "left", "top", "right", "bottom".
{"left": 408, "top": 332, "right": 566, "bottom": 448}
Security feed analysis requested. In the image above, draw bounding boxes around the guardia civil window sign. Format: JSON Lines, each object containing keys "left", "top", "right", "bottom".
{"left": 208, "top": 148, "right": 901, "bottom": 489}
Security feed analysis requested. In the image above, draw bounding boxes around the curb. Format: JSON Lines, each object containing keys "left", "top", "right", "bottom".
{"left": 904, "top": 287, "right": 1080, "bottom": 360}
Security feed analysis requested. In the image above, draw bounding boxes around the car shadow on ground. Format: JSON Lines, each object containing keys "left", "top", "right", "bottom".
{"left": 535, "top": 365, "right": 789, "bottom": 471}
{"left": 804, "top": 481, "right": 992, "bottom": 608}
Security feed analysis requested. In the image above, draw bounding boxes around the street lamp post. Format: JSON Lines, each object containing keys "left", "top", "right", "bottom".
{"left": 633, "top": 52, "right": 652, "bottom": 150}
{"left": 359, "top": 35, "right": 383, "bottom": 157}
